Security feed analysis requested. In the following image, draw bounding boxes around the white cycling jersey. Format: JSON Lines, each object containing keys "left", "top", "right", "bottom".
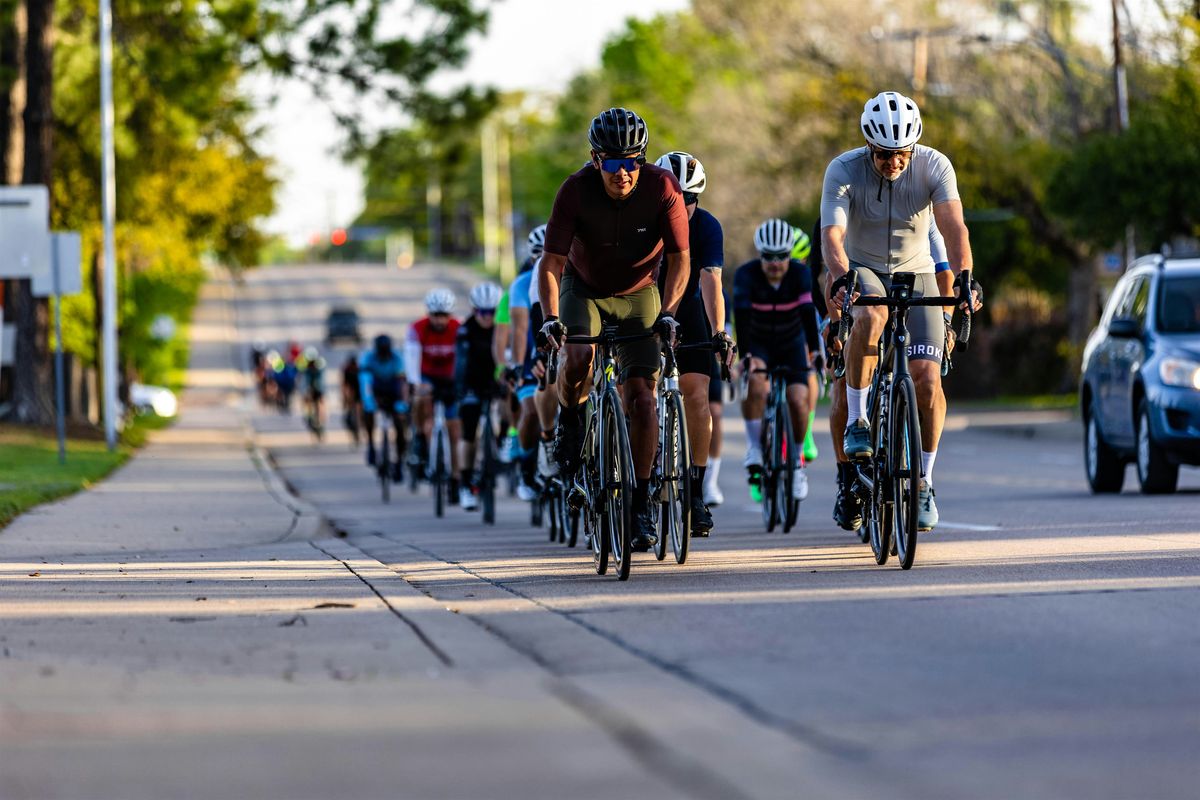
{"left": 820, "top": 144, "right": 959, "bottom": 274}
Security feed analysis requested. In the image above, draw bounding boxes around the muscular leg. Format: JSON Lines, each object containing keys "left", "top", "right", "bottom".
{"left": 622, "top": 378, "right": 659, "bottom": 481}
{"left": 560, "top": 344, "right": 594, "bottom": 408}
{"left": 846, "top": 306, "right": 887, "bottom": 392}
{"left": 830, "top": 377, "right": 848, "bottom": 461}
{"left": 679, "top": 372, "right": 711, "bottom": 467}
{"left": 447, "top": 418, "right": 462, "bottom": 473}
{"left": 709, "top": 401, "right": 723, "bottom": 459}
{"left": 517, "top": 396, "right": 539, "bottom": 449}
{"left": 785, "top": 383, "right": 810, "bottom": 447}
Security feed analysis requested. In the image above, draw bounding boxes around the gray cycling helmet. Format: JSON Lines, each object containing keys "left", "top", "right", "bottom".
{"left": 588, "top": 107, "right": 648, "bottom": 156}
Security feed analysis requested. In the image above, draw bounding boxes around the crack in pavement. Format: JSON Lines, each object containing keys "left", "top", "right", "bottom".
{"left": 309, "top": 540, "right": 453, "bottom": 667}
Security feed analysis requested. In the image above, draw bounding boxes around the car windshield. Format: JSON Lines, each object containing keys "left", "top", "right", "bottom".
{"left": 1158, "top": 277, "right": 1200, "bottom": 333}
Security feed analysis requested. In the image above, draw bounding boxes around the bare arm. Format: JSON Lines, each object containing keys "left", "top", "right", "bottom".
{"left": 699, "top": 267, "right": 724, "bottom": 332}
{"left": 538, "top": 252, "right": 567, "bottom": 319}
{"left": 822, "top": 224, "right": 851, "bottom": 301}
{"left": 492, "top": 322, "right": 510, "bottom": 368}
{"left": 510, "top": 306, "right": 529, "bottom": 366}
{"left": 660, "top": 250, "right": 690, "bottom": 317}
{"left": 932, "top": 200, "right": 973, "bottom": 276}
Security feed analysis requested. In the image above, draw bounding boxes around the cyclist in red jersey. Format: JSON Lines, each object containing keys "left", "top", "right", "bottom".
{"left": 406, "top": 288, "right": 464, "bottom": 503}
{"left": 537, "top": 107, "right": 691, "bottom": 552}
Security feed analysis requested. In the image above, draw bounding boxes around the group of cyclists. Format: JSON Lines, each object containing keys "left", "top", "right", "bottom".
{"left": 325, "top": 89, "right": 984, "bottom": 561}
{"left": 251, "top": 341, "right": 328, "bottom": 434}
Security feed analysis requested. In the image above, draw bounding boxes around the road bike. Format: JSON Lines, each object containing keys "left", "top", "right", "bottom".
{"left": 429, "top": 399, "right": 452, "bottom": 519}
{"left": 651, "top": 341, "right": 729, "bottom": 564}
{"left": 375, "top": 411, "right": 393, "bottom": 504}
{"left": 752, "top": 365, "right": 802, "bottom": 534}
{"left": 839, "top": 269, "right": 971, "bottom": 569}
{"left": 550, "top": 325, "right": 655, "bottom": 581}
{"left": 475, "top": 395, "right": 501, "bottom": 525}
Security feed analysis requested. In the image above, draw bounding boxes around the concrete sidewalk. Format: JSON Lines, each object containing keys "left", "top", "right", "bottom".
{"left": 0, "top": 275, "right": 325, "bottom": 558}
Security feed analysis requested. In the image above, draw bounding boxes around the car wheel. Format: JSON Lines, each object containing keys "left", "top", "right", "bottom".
{"left": 1085, "top": 401, "right": 1125, "bottom": 493}
{"left": 1136, "top": 400, "right": 1179, "bottom": 494}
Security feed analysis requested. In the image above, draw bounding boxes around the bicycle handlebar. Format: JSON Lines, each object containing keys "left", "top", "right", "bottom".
{"left": 836, "top": 267, "right": 974, "bottom": 350}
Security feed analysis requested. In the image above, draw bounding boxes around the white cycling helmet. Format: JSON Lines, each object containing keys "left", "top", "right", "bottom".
{"left": 861, "top": 91, "right": 923, "bottom": 150}
{"left": 527, "top": 225, "right": 547, "bottom": 257}
{"left": 754, "top": 218, "right": 794, "bottom": 255}
{"left": 424, "top": 287, "right": 456, "bottom": 314}
{"left": 469, "top": 282, "right": 503, "bottom": 311}
{"left": 654, "top": 151, "right": 707, "bottom": 194}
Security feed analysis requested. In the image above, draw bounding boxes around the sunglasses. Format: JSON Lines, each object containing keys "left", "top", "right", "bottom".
{"left": 872, "top": 146, "right": 914, "bottom": 161}
{"left": 430, "top": 312, "right": 450, "bottom": 318}
{"left": 595, "top": 154, "right": 645, "bottom": 173}
{"left": 760, "top": 251, "right": 790, "bottom": 263}
{"left": 682, "top": 191, "right": 699, "bottom": 206}
{"left": 475, "top": 308, "right": 496, "bottom": 316}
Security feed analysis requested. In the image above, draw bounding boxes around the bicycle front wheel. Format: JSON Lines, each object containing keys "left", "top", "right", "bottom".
{"left": 892, "top": 376, "right": 921, "bottom": 570}
{"left": 761, "top": 414, "right": 778, "bottom": 533}
{"left": 481, "top": 420, "right": 497, "bottom": 526}
{"left": 432, "top": 430, "right": 446, "bottom": 518}
{"left": 778, "top": 399, "right": 798, "bottom": 534}
{"left": 602, "top": 392, "right": 634, "bottom": 581}
{"left": 867, "top": 382, "right": 891, "bottom": 565}
{"left": 379, "top": 434, "right": 391, "bottom": 504}
{"left": 663, "top": 391, "right": 691, "bottom": 564}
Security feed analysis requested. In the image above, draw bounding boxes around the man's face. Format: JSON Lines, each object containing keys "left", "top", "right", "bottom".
{"left": 474, "top": 308, "right": 495, "bottom": 329}
{"left": 870, "top": 145, "right": 914, "bottom": 181}
{"left": 429, "top": 312, "right": 450, "bottom": 331}
{"left": 592, "top": 150, "right": 643, "bottom": 200}
{"left": 760, "top": 252, "right": 790, "bottom": 283}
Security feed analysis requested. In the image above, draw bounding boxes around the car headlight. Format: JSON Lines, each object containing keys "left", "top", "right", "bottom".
{"left": 1160, "top": 357, "right": 1200, "bottom": 390}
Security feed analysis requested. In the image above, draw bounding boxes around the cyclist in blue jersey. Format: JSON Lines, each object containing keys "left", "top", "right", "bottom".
{"left": 359, "top": 333, "right": 409, "bottom": 478}
{"left": 734, "top": 219, "right": 822, "bottom": 503}
{"left": 501, "top": 226, "right": 546, "bottom": 501}
{"left": 654, "top": 151, "right": 734, "bottom": 535}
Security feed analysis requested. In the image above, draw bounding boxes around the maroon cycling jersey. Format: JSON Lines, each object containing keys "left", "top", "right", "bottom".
{"left": 543, "top": 163, "right": 690, "bottom": 297}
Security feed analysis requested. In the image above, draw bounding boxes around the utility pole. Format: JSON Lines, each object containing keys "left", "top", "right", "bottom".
{"left": 1112, "top": 0, "right": 1136, "bottom": 267}
{"left": 99, "top": 0, "right": 119, "bottom": 450}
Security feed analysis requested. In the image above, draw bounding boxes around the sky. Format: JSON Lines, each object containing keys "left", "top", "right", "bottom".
{"left": 253, "top": 0, "right": 690, "bottom": 246}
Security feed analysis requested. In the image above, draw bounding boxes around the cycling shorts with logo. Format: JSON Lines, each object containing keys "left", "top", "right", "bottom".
{"left": 852, "top": 266, "right": 945, "bottom": 364}
{"left": 421, "top": 375, "right": 460, "bottom": 419}
{"left": 559, "top": 273, "right": 661, "bottom": 382}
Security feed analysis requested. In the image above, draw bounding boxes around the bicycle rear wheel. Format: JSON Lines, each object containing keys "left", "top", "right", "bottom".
{"left": 664, "top": 391, "right": 691, "bottom": 564}
{"left": 892, "top": 376, "right": 921, "bottom": 570}
{"left": 566, "top": 503, "right": 580, "bottom": 548}
{"left": 602, "top": 392, "right": 634, "bottom": 581}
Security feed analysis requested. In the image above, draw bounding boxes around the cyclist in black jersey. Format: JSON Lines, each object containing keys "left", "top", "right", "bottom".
{"left": 734, "top": 219, "right": 822, "bottom": 504}
{"left": 456, "top": 282, "right": 503, "bottom": 511}
{"left": 654, "top": 151, "right": 735, "bottom": 536}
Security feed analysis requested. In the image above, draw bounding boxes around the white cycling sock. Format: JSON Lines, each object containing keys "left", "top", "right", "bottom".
{"left": 846, "top": 386, "right": 869, "bottom": 425}
{"left": 745, "top": 418, "right": 762, "bottom": 450}
{"left": 921, "top": 450, "right": 937, "bottom": 485}
{"left": 707, "top": 457, "right": 721, "bottom": 486}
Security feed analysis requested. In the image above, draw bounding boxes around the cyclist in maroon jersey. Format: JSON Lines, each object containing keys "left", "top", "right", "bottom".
{"left": 537, "top": 107, "right": 691, "bottom": 552}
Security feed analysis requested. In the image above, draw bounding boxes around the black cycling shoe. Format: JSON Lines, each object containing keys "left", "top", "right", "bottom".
{"left": 391, "top": 460, "right": 403, "bottom": 483}
{"left": 833, "top": 482, "right": 864, "bottom": 531}
{"left": 447, "top": 478, "right": 460, "bottom": 506}
{"left": 631, "top": 509, "right": 658, "bottom": 552}
{"left": 366, "top": 445, "right": 377, "bottom": 467}
{"left": 690, "top": 496, "right": 713, "bottom": 536}
{"left": 550, "top": 424, "right": 582, "bottom": 477}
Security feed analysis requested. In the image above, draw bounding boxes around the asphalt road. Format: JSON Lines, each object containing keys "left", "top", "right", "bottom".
{"left": 238, "top": 263, "right": 1200, "bottom": 799}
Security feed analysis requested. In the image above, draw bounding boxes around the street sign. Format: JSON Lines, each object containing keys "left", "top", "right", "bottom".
{"left": 1103, "top": 253, "right": 1123, "bottom": 274}
{"left": 32, "top": 232, "right": 83, "bottom": 298}
{"left": 0, "top": 185, "right": 50, "bottom": 279}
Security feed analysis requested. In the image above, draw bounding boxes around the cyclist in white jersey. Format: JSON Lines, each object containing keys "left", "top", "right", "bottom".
{"left": 822, "top": 91, "right": 981, "bottom": 531}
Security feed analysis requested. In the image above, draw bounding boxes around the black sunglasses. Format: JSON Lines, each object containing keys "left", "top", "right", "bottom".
{"left": 760, "top": 251, "right": 790, "bottom": 262}
{"left": 872, "top": 146, "right": 914, "bottom": 161}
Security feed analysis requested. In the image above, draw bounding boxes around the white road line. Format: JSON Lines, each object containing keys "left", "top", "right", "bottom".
{"left": 936, "top": 521, "right": 1003, "bottom": 532}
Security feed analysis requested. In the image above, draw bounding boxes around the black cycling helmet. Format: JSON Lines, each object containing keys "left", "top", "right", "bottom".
{"left": 588, "top": 107, "right": 649, "bottom": 156}
{"left": 374, "top": 334, "right": 392, "bottom": 355}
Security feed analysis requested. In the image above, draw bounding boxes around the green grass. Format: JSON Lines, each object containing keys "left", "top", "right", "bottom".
{"left": 0, "top": 414, "right": 168, "bottom": 530}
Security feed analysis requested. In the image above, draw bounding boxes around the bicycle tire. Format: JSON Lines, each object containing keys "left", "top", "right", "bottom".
{"left": 567, "top": 504, "right": 580, "bottom": 548}
{"left": 554, "top": 485, "right": 568, "bottom": 544}
{"left": 533, "top": 493, "right": 545, "bottom": 529}
{"left": 867, "top": 379, "right": 891, "bottom": 565}
{"left": 779, "top": 397, "right": 798, "bottom": 534}
{"left": 379, "top": 433, "right": 391, "bottom": 504}
{"left": 892, "top": 376, "right": 921, "bottom": 570}
{"left": 481, "top": 415, "right": 497, "bottom": 525}
{"left": 602, "top": 392, "right": 634, "bottom": 581}
{"left": 761, "top": 411, "right": 778, "bottom": 533}
{"left": 665, "top": 391, "right": 691, "bottom": 564}
{"left": 433, "top": 430, "right": 446, "bottom": 519}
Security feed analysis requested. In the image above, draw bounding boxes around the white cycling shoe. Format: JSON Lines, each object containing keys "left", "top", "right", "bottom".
{"left": 792, "top": 466, "right": 809, "bottom": 502}
{"left": 517, "top": 482, "right": 538, "bottom": 502}
{"left": 538, "top": 440, "right": 558, "bottom": 478}
{"left": 743, "top": 446, "right": 763, "bottom": 471}
{"left": 703, "top": 457, "right": 724, "bottom": 506}
{"left": 459, "top": 487, "right": 478, "bottom": 511}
